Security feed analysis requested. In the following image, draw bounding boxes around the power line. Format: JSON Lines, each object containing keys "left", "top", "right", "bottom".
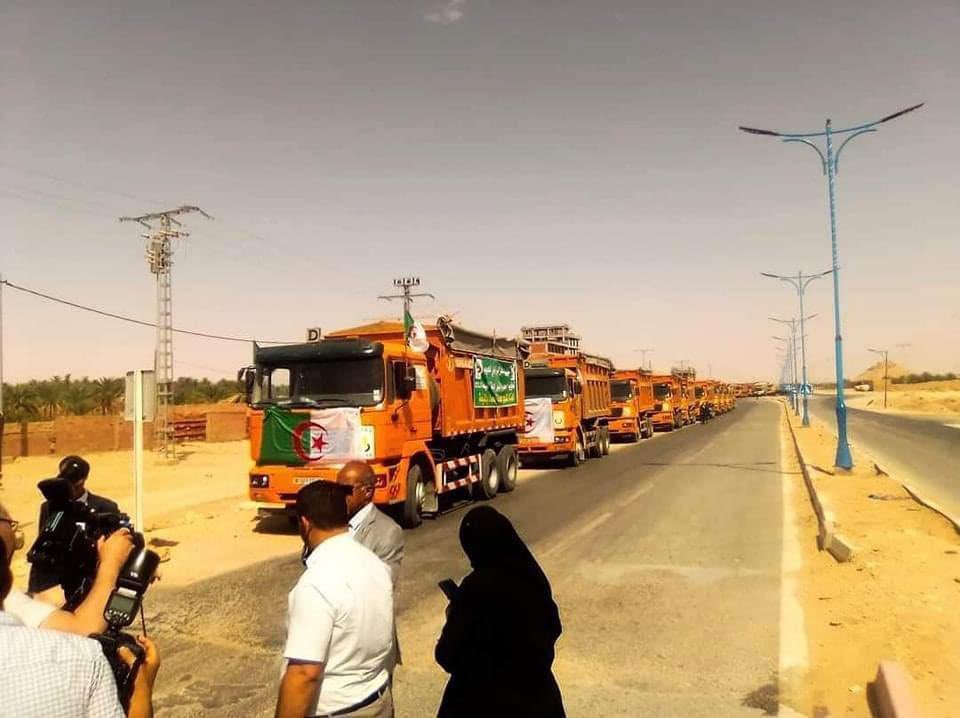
{"left": 0, "top": 279, "right": 294, "bottom": 345}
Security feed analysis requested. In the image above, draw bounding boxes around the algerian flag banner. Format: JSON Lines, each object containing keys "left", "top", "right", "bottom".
{"left": 404, "top": 309, "right": 429, "bottom": 353}
{"left": 524, "top": 397, "right": 554, "bottom": 443}
{"left": 259, "top": 406, "right": 364, "bottom": 466}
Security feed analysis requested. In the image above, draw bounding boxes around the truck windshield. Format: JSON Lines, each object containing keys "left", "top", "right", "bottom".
{"left": 695, "top": 387, "right": 705, "bottom": 398}
{"left": 525, "top": 374, "right": 568, "bottom": 401}
{"left": 654, "top": 383, "right": 672, "bottom": 400}
{"left": 611, "top": 380, "right": 633, "bottom": 402}
{"left": 258, "top": 357, "right": 384, "bottom": 408}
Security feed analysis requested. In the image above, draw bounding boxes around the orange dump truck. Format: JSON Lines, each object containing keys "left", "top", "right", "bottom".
{"left": 672, "top": 367, "right": 697, "bottom": 424}
{"left": 241, "top": 317, "right": 526, "bottom": 528}
{"left": 650, "top": 374, "right": 683, "bottom": 431}
{"left": 519, "top": 351, "right": 613, "bottom": 466}
{"left": 692, "top": 380, "right": 715, "bottom": 418}
{"left": 609, "top": 369, "right": 655, "bottom": 442}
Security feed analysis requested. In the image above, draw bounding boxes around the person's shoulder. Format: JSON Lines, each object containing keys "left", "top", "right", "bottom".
{"left": 3, "top": 617, "right": 105, "bottom": 661}
{"left": 89, "top": 493, "right": 119, "bottom": 512}
{"left": 371, "top": 506, "right": 403, "bottom": 538}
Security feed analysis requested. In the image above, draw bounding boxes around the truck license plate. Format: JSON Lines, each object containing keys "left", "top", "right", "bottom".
{"left": 292, "top": 476, "right": 322, "bottom": 486}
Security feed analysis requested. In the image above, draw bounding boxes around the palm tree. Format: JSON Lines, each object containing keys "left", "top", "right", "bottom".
{"left": 62, "top": 381, "right": 95, "bottom": 416}
{"left": 92, "top": 377, "right": 124, "bottom": 415}
{"left": 34, "top": 381, "right": 62, "bottom": 419}
{"left": 2, "top": 384, "right": 39, "bottom": 422}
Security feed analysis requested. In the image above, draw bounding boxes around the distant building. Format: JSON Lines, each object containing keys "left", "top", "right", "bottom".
{"left": 521, "top": 324, "right": 581, "bottom": 355}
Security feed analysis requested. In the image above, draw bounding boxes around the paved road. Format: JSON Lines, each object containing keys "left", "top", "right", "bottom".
{"left": 148, "top": 400, "right": 787, "bottom": 717}
{"left": 808, "top": 395, "right": 960, "bottom": 518}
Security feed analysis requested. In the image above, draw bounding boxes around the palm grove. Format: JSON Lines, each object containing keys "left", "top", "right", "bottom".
{"left": 1, "top": 376, "right": 242, "bottom": 423}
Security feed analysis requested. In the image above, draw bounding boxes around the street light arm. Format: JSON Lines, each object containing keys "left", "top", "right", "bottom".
{"left": 834, "top": 128, "right": 877, "bottom": 172}
{"left": 782, "top": 138, "right": 827, "bottom": 175}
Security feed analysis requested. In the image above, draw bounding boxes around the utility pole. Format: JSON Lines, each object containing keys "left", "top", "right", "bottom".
{"left": 740, "top": 102, "right": 923, "bottom": 469}
{"left": 761, "top": 269, "right": 831, "bottom": 426}
{"left": 120, "top": 206, "right": 212, "bottom": 458}
{"left": 633, "top": 348, "right": 654, "bottom": 371}
{"left": 378, "top": 277, "right": 435, "bottom": 331}
{"left": 867, "top": 347, "right": 890, "bottom": 409}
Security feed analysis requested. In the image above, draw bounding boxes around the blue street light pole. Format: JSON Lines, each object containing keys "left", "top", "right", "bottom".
{"left": 762, "top": 270, "right": 832, "bottom": 426}
{"left": 740, "top": 103, "right": 923, "bottom": 470}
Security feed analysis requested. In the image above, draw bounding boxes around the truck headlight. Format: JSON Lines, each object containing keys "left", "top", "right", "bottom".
{"left": 249, "top": 474, "right": 270, "bottom": 488}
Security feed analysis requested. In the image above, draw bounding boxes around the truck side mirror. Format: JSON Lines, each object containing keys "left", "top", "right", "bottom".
{"left": 396, "top": 365, "right": 417, "bottom": 400}
{"left": 573, "top": 379, "right": 583, "bottom": 395}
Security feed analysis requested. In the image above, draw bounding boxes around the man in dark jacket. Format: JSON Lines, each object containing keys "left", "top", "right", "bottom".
{"left": 29, "top": 455, "right": 121, "bottom": 596}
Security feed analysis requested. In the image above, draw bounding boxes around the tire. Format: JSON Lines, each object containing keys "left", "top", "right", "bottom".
{"left": 567, "top": 436, "right": 585, "bottom": 467}
{"left": 587, "top": 435, "right": 601, "bottom": 459}
{"left": 400, "top": 463, "right": 426, "bottom": 529}
{"left": 473, "top": 448, "right": 499, "bottom": 500}
{"left": 496, "top": 445, "right": 518, "bottom": 493}
{"left": 644, "top": 417, "right": 654, "bottom": 438}
{"left": 600, "top": 429, "right": 610, "bottom": 456}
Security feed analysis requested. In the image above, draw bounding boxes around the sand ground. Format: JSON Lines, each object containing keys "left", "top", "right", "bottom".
{"left": 833, "top": 378, "right": 960, "bottom": 416}
{"left": 784, "top": 402, "right": 960, "bottom": 717}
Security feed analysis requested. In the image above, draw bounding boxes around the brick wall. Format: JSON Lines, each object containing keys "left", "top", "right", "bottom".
{"left": 0, "top": 408, "right": 244, "bottom": 458}
{"left": 206, "top": 411, "right": 248, "bottom": 442}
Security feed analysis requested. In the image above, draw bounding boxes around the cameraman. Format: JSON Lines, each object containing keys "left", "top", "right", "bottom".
{"left": 1, "top": 500, "right": 133, "bottom": 636}
{"left": 1, "top": 506, "right": 160, "bottom": 717}
{"left": 31, "top": 455, "right": 121, "bottom": 599}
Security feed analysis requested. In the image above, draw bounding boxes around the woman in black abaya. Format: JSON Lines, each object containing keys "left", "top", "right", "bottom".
{"left": 435, "top": 506, "right": 565, "bottom": 718}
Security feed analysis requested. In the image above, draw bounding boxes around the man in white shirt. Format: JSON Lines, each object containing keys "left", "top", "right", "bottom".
{"left": 0, "top": 505, "right": 160, "bottom": 718}
{"left": 276, "top": 481, "right": 394, "bottom": 718}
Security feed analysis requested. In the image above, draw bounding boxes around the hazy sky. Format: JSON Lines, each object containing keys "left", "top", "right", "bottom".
{"left": 2, "top": 0, "right": 958, "bottom": 384}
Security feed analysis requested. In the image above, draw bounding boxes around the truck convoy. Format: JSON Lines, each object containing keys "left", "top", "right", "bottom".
{"left": 608, "top": 369, "right": 655, "bottom": 442}
{"left": 242, "top": 316, "right": 526, "bottom": 528}
{"left": 240, "top": 314, "right": 738, "bottom": 529}
{"left": 519, "top": 350, "right": 614, "bottom": 466}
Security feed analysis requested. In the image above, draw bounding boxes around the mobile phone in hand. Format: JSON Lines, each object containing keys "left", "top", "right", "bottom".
{"left": 438, "top": 578, "right": 458, "bottom": 600}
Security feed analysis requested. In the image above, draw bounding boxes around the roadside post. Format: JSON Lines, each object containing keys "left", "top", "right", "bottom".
{"left": 125, "top": 370, "right": 156, "bottom": 531}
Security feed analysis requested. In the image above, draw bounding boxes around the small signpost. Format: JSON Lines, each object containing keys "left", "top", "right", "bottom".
{"left": 306, "top": 327, "right": 322, "bottom": 342}
{"left": 125, "top": 370, "right": 156, "bottom": 531}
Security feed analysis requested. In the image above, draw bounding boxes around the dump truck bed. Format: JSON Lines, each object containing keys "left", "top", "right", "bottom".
{"left": 327, "top": 319, "right": 526, "bottom": 438}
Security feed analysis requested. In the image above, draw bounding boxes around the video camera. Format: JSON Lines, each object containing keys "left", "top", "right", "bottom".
{"left": 27, "top": 476, "right": 160, "bottom": 709}
{"left": 28, "top": 477, "right": 134, "bottom": 608}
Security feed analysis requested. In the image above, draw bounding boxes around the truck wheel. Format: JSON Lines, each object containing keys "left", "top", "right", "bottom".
{"left": 601, "top": 429, "right": 610, "bottom": 456}
{"left": 496, "top": 446, "right": 518, "bottom": 493}
{"left": 568, "top": 436, "right": 585, "bottom": 467}
{"left": 473, "top": 448, "right": 499, "bottom": 500}
{"left": 400, "top": 464, "right": 426, "bottom": 529}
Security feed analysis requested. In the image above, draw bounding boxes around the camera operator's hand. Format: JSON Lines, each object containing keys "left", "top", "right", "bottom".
{"left": 98, "top": 529, "right": 135, "bottom": 571}
{"left": 119, "top": 636, "right": 160, "bottom": 718}
{"left": 41, "top": 529, "right": 136, "bottom": 636}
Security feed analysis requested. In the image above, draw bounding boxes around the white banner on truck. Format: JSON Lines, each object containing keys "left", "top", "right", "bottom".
{"left": 523, "top": 397, "right": 554, "bottom": 443}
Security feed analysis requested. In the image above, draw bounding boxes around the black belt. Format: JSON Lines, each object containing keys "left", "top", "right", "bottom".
{"left": 311, "top": 682, "right": 389, "bottom": 718}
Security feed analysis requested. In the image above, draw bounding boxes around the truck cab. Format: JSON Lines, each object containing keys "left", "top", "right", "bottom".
{"left": 244, "top": 338, "right": 432, "bottom": 518}
{"left": 609, "top": 370, "right": 655, "bottom": 442}
{"left": 650, "top": 374, "right": 682, "bottom": 431}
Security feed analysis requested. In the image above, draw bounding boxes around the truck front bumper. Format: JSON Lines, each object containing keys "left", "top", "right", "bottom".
{"left": 249, "top": 461, "right": 401, "bottom": 507}
{"left": 519, "top": 431, "right": 575, "bottom": 456}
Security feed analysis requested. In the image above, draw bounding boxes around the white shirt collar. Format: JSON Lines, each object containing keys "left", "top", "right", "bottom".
{"left": 348, "top": 502, "right": 375, "bottom": 532}
{"left": 77, "top": 490, "right": 90, "bottom": 504}
{"left": 304, "top": 531, "right": 353, "bottom": 569}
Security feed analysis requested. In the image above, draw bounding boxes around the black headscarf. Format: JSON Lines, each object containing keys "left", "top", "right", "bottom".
{"left": 458, "top": 506, "right": 553, "bottom": 600}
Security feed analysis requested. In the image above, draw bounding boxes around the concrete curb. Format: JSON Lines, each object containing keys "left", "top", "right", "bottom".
{"left": 780, "top": 400, "right": 856, "bottom": 563}
{"left": 901, "top": 481, "right": 960, "bottom": 535}
{"left": 868, "top": 660, "right": 921, "bottom": 718}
